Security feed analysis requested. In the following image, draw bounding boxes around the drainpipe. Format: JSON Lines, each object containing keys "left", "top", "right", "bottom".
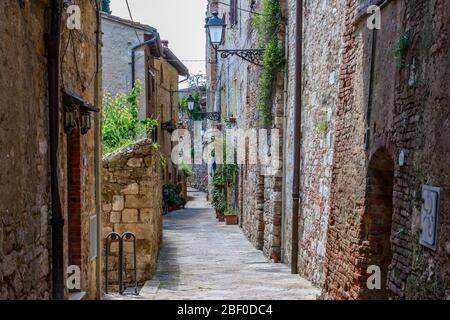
{"left": 47, "top": 0, "right": 64, "bottom": 299}
{"left": 291, "top": 0, "right": 303, "bottom": 275}
{"left": 94, "top": 0, "right": 102, "bottom": 300}
{"left": 179, "top": 76, "right": 189, "bottom": 84}
{"left": 131, "top": 34, "right": 161, "bottom": 88}
{"left": 281, "top": 10, "right": 291, "bottom": 263}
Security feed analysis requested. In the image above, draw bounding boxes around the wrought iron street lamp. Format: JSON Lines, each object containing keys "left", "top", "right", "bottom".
{"left": 205, "top": 12, "right": 264, "bottom": 66}
{"left": 187, "top": 94, "right": 195, "bottom": 111}
{"left": 186, "top": 94, "right": 221, "bottom": 121}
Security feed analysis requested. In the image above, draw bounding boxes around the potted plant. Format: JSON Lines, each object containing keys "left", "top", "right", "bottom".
{"left": 211, "top": 167, "right": 226, "bottom": 221}
{"left": 164, "top": 183, "right": 186, "bottom": 212}
{"left": 224, "top": 207, "right": 238, "bottom": 225}
{"left": 212, "top": 190, "right": 226, "bottom": 221}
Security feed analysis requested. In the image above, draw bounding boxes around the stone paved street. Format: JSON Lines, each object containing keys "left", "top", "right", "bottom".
{"left": 104, "top": 189, "right": 320, "bottom": 300}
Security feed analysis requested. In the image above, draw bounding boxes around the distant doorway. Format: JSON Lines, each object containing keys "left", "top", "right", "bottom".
{"left": 360, "top": 148, "right": 394, "bottom": 299}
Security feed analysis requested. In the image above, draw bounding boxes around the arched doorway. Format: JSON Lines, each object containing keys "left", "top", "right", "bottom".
{"left": 360, "top": 148, "right": 394, "bottom": 299}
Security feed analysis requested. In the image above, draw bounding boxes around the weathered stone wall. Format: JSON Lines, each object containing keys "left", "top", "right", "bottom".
{"left": 280, "top": 0, "right": 345, "bottom": 284}
{"left": 296, "top": 0, "right": 345, "bottom": 286}
{"left": 0, "top": 0, "right": 50, "bottom": 299}
{"left": 101, "top": 14, "right": 150, "bottom": 120}
{"left": 281, "top": 0, "right": 297, "bottom": 267}
{"left": 240, "top": 66, "right": 266, "bottom": 249}
{"left": 62, "top": 0, "right": 101, "bottom": 300}
{"left": 209, "top": 0, "right": 267, "bottom": 251}
{"left": 324, "top": 0, "right": 450, "bottom": 300}
{"left": 0, "top": 0, "right": 100, "bottom": 299}
{"left": 153, "top": 55, "right": 181, "bottom": 185}
{"left": 187, "top": 164, "right": 209, "bottom": 192}
{"left": 102, "top": 139, "right": 163, "bottom": 287}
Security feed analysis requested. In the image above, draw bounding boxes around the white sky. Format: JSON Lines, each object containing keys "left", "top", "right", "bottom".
{"left": 110, "top": 0, "right": 207, "bottom": 80}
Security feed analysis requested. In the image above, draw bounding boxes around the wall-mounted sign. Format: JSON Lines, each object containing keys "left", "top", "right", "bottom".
{"left": 420, "top": 185, "right": 440, "bottom": 250}
{"left": 399, "top": 150, "right": 406, "bottom": 167}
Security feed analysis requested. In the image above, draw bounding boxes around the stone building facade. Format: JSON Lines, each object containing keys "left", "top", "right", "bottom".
{"left": 206, "top": 0, "right": 450, "bottom": 300}
{"left": 282, "top": 0, "right": 346, "bottom": 286}
{"left": 205, "top": 0, "right": 341, "bottom": 277}
{"left": 0, "top": 0, "right": 102, "bottom": 299}
{"left": 324, "top": 0, "right": 450, "bottom": 300}
{"left": 102, "top": 15, "right": 189, "bottom": 187}
{"left": 101, "top": 13, "right": 157, "bottom": 120}
{"left": 102, "top": 139, "right": 163, "bottom": 288}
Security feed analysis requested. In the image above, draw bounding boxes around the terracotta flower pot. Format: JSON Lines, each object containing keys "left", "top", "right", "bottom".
{"left": 218, "top": 212, "right": 225, "bottom": 222}
{"left": 225, "top": 214, "right": 238, "bottom": 225}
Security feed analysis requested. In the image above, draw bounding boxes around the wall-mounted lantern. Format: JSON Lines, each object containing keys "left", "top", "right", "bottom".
{"left": 205, "top": 12, "right": 264, "bottom": 66}
{"left": 80, "top": 109, "right": 91, "bottom": 135}
{"left": 185, "top": 94, "right": 220, "bottom": 121}
{"left": 205, "top": 12, "right": 225, "bottom": 50}
{"left": 64, "top": 104, "right": 77, "bottom": 135}
{"left": 63, "top": 90, "right": 99, "bottom": 135}
{"left": 187, "top": 94, "right": 195, "bottom": 111}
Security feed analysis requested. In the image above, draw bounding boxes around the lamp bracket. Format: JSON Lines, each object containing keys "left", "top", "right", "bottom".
{"left": 202, "top": 112, "right": 221, "bottom": 122}
{"left": 217, "top": 49, "right": 265, "bottom": 66}
{"left": 187, "top": 112, "right": 221, "bottom": 122}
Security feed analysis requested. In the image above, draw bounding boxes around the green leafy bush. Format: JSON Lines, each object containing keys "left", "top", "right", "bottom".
{"left": 164, "top": 183, "right": 187, "bottom": 208}
{"left": 102, "top": 81, "right": 158, "bottom": 154}
{"left": 178, "top": 161, "right": 193, "bottom": 177}
{"left": 211, "top": 164, "right": 237, "bottom": 213}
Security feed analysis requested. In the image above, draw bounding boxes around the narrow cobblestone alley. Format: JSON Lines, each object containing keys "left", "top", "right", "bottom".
{"left": 105, "top": 189, "right": 319, "bottom": 300}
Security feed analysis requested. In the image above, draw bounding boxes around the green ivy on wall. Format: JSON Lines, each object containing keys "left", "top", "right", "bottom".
{"left": 254, "top": 0, "right": 285, "bottom": 126}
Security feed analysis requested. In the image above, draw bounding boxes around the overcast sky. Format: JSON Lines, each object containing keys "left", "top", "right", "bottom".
{"left": 110, "top": 0, "right": 207, "bottom": 78}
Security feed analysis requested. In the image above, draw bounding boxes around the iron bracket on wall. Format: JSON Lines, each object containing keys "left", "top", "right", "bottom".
{"left": 217, "top": 49, "right": 265, "bottom": 66}
{"left": 201, "top": 112, "right": 221, "bottom": 121}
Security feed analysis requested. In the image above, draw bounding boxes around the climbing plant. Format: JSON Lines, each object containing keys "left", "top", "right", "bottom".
{"left": 101, "top": 0, "right": 112, "bottom": 14}
{"left": 102, "top": 81, "right": 158, "bottom": 154}
{"left": 393, "top": 31, "right": 412, "bottom": 69}
{"left": 254, "top": 0, "right": 285, "bottom": 126}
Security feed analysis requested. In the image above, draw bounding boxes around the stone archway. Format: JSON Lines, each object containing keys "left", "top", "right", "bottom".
{"left": 359, "top": 148, "right": 395, "bottom": 299}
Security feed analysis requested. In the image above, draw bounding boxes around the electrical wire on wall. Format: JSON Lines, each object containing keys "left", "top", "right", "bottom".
{"left": 60, "top": 0, "right": 99, "bottom": 92}
{"left": 125, "top": 0, "right": 142, "bottom": 44}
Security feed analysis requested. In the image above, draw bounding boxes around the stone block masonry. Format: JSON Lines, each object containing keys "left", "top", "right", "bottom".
{"left": 102, "top": 139, "right": 163, "bottom": 287}
{"left": 0, "top": 0, "right": 101, "bottom": 299}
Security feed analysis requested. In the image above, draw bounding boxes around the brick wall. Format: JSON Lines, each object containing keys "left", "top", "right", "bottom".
{"left": 324, "top": 0, "right": 450, "bottom": 299}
